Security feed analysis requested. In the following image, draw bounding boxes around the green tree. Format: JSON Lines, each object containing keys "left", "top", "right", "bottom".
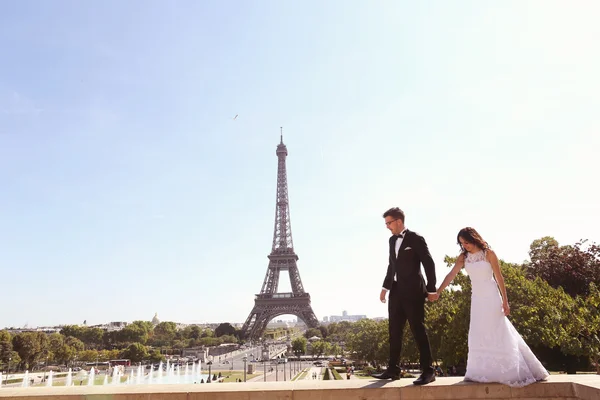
{"left": 151, "top": 322, "right": 177, "bottom": 347}
{"left": 65, "top": 336, "right": 85, "bottom": 352}
{"left": 215, "top": 323, "right": 237, "bottom": 338}
{"left": 562, "top": 283, "right": 600, "bottom": 373}
{"left": 527, "top": 237, "right": 600, "bottom": 297}
{"left": 55, "top": 344, "right": 76, "bottom": 366}
{"left": 304, "top": 328, "right": 322, "bottom": 340}
{"left": 0, "top": 330, "right": 13, "bottom": 371}
{"left": 200, "top": 328, "right": 214, "bottom": 338}
{"left": 345, "top": 319, "right": 389, "bottom": 367}
{"left": 121, "top": 343, "right": 150, "bottom": 363}
{"left": 318, "top": 325, "right": 328, "bottom": 339}
{"left": 98, "top": 349, "right": 120, "bottom": 362}
{"left": 503, "top": 263, "right": 578, "bottom": 349}
{"left": 311, "top": 340, "right": 331, "bottom": 358}
{"left": 82, "top": 328, "right": 105, "bottom": 349}
{"left": 6, "top": 352, "right": 21, "bottom": 372}
{"left": 292, "top": 337, "right": 307, "bottom": 357}
{"left": 584, "top": 284, "right": 600, "bottom": 373}
{"left": 47, "top": 333, "right": 65, "bottom": 365}
{"left": 78, "top": 350, "right": 99, "bottom": 363}
{"left": 219, "top": 334, "right": 238, "bottom": 344}
{"left": 181, "top": 325, "right": 203, "bottom": 340}
{"left": 148, "top": 348, "right": 165, "bottom": 363}
{"left": 325, "top": 321, "right": 353, "bottom": 343}
{"left": 330, "top": 343, "right": 342, "bottom": 358}
{"left": 60, "top": 325, "right": 84, "bottom": 340}
{"left": 0, "top": 330, "right": 11, "bottom": 342}
{"left": 198, "top": 337, "right": 222, "bottom": 347}
{"left": 12, "top": 332, "right": 48, "bottom": 370}
{"left": 119, "top": 322, "right": 151, "bottom": 345}
{"left": 49, "top": 336, "right": 85, "bottom": 367}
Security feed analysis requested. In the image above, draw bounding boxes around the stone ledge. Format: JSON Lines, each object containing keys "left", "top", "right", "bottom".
{"left": 0, "top": 375, "right": 597, "bottom": 400}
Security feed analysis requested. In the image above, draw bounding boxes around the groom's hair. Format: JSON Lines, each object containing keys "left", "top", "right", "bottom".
{"left": 382, "top": 207, "right": 405, "bottom": 222}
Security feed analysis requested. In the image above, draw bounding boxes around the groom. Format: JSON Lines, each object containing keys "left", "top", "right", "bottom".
{"left": 372, "top": 207, "right": 437, "bottom": 385}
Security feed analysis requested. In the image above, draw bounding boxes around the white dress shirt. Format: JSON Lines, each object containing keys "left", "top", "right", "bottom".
{"left": 383, "top": 228, "right": 407, "bottom": 291}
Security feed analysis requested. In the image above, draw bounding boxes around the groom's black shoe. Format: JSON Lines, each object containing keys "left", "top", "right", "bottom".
{"left": 413, "top": 369, "right": 436, "bottom": 385}
{"left": 372, "top": 369, "right": 400, "bottom": 380}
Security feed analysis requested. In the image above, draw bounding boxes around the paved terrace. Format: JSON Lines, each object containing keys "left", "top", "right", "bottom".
{"left": 0, "top": 374, "right": 598, "bottom": 400}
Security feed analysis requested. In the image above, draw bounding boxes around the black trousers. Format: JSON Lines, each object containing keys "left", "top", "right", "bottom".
{"left": 388, "top": 283, "right": 433, "bottom": 373}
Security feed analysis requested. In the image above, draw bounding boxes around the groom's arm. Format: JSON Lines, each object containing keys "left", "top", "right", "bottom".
{"left": 382, "top": 254, "right": 394, "bottom": 290}
{"left": 414, "top": 234, "right": 436, "bottom": 292}
{"left": 382, "top": 238, "right": 395, "bottom": 290}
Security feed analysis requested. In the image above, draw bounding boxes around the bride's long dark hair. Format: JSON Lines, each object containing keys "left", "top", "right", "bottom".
{"left": 457, "top": 227, "right": 491, "bottom": 256}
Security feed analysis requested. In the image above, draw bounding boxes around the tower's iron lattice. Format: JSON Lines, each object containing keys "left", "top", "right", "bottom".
{"left": 240, "top": 131, "right": 319, "bottom": 340}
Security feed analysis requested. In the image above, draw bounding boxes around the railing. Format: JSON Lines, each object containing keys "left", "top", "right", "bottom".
{"left": 256, "top": 293, "right": 309, "bottom": 299}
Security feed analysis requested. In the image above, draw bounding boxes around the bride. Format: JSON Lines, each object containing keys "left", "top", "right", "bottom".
{"left": 434, "top": 227, "right": 549, "bottom": 387}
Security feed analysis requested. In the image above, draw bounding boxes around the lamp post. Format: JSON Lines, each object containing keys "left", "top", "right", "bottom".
{"left": 242, "top": 354, "right": 248, "bottom": 382}
{"left": 6, "top": 357, "right": 11, "bottom": 386}
{"left": 206, "top": 355, "right": 213, "bottom": 383}
{"left": 262, "top": 344, "right": 268, "bottom": 382}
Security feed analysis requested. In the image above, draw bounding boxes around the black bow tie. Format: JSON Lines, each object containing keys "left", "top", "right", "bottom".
{"left": 396, "top": 234, "right": 404, "bottom": 239}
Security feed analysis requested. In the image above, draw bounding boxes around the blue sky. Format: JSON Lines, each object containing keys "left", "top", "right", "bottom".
{"left": 1, "top": 1, "right": 598, "bottom": 328}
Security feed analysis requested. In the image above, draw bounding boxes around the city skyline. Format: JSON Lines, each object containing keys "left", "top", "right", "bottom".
{"left": 1, "top": 309, "right": 365, "bottom": 331}
{"left": 1, "top": 1, "right": 599, "bottom": 328}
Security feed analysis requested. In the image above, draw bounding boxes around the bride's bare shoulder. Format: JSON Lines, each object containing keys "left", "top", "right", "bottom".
{"left": 485, "top": 249, "right": 498, "bottom": 260}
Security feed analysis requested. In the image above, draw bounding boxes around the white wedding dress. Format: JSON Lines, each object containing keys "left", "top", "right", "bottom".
{"left": 463, "top": 250, "right": 549, "bottom": 387}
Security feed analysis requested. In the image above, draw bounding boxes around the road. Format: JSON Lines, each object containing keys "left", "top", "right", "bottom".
{"left": 249, "top": 360, "right": 311, "bottom": 382}
{"left": 208, "top": 343, "right": 288, "bottom": 372}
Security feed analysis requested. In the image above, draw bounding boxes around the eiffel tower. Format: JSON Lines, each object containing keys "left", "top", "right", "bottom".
{"left": 241, "top": 130, "right": 319, "bottom": 340}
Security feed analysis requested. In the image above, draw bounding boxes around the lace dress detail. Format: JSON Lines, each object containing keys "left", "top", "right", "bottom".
{"left": 465, "top": 250, "right": 486, "bottom": 263}
{"left": 463, "top": 250, "right": 549, "bottom": 387}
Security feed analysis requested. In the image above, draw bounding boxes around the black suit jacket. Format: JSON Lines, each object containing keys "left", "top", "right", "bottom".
{"left": 382, "top": 230, "right": 436, "bottom": 298}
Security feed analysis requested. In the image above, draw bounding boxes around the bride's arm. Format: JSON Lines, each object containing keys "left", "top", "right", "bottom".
{"left": 488, "top": 250, "right": 510, "bottom": 315}
{"left": 437, "top": 253, "right": 465, "bottom": 295}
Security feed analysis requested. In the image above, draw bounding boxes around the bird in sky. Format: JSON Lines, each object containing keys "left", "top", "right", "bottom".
{"left": 233, "top": 114, "right": 238, "bottom": 120}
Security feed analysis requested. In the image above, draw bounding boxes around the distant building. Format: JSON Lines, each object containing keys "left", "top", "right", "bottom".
{"left": 6, "top": 326, "right": 61, "bottom": 334}
{"left": 104, "top": 321, "right": 128, "bottom": 331}
{"left": 181, "top": 346, "right": 209, "bottom": 361}
{"left": 322, "top": 311, "right": 367, "bottom": 323}
{"left": 267, "top": 320, "right": 292, "bottom": 329}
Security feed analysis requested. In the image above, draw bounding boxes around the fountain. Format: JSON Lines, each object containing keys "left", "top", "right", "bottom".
{"left": 21, "top": 370, "right": 29, "bottom": 387}
{"left": 87, "top": 368, "right": 95, "bottom": 386}
{"left": 65, "top": 368, "right": 72, "bottom": 387}
{"left": 157, "top": 361, "right": 163, "bottom": 382}
{"left": 76, "top": 369, "right": 88, "bottom": 386}
{"left": 111, "top": 366, "right": 119, "bottom": 385}
{"left": 5, "top": 361, "right": 212, "bottom": 389}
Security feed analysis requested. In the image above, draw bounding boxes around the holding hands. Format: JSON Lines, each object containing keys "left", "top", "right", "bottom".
{"left": 427, "top": 292, "right": 439, "bottom": 302}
